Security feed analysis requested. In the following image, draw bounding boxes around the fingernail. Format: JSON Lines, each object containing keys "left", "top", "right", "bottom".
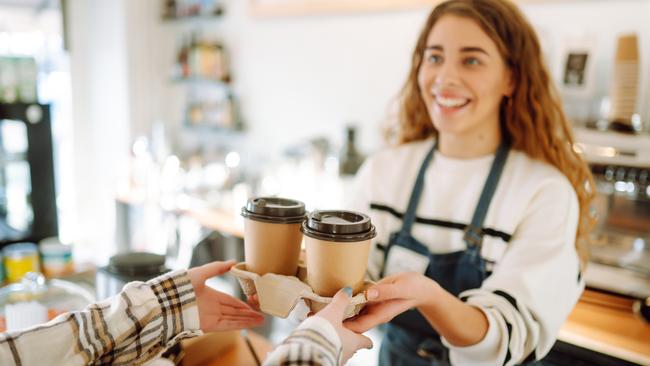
{"left": 342, "top": 287, "right": 353, "bottom": 297}
{"left": 366, "top": 288, "right": 378, "bottom": 300}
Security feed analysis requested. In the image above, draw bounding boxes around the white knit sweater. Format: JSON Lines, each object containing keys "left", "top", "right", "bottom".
{"left": 347, "top": 138, "right": 584, "bottom": 365}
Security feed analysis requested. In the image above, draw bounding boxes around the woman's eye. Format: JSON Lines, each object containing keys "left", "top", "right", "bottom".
{"left": 426, "top": 54, "right": 443, "bottom": 64}
{"left": 464, "top": 57, "right": 481, "bottom": 66}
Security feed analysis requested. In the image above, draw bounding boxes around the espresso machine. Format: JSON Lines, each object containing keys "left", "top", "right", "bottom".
{"left": 574, "top": 127, "right": 650, "bottom": 301}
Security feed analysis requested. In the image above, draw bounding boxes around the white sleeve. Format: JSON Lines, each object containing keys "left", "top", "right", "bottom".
{"left": 343, "top": 158, "right": 385, "bottom": 280}
{"left": 343, "top": 157, "right": 373, "bottom": 213}
{"left": 444, "top": 178, "right": 584, "bottom": 365}
{"left": 0, "top": 270, "right": 201, "bottom": 366}
{"left": 263, "top": 316, "right": 342, "bottom": 366}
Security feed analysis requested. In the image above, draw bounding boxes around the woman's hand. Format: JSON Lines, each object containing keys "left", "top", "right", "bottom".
{"left": 315, "top": 288, "right": 373, "bottom": 364}
{"left": 188, "top": 260, "right": 265, "bottom": 332}
{"left": 246, "top": 293, "right": 260, "bottom": 311}
{"left": 346, "top": 271, "right": 489, "bottom": 346}
{"left": 344, "top": 272, "right": 435, "bottom": 334}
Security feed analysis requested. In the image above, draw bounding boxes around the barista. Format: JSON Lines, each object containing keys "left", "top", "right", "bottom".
{"left": 343, "top": 0, "right": 594, "bottom": 365}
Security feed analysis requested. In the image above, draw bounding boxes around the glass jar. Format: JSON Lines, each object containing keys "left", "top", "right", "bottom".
{"left": 0, "top": 272, "right": 94, "bottom": 332}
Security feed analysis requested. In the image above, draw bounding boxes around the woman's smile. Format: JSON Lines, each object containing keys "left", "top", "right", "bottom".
{"left": 431, "top": 89, "right": 472, "bottom": 116}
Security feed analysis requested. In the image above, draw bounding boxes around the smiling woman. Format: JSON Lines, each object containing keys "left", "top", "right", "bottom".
{"left": 342, "top": 0, "right": 596, "bottom": 365}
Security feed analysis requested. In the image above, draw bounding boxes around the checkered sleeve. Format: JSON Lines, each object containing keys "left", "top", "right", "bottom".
{"left": 0, "top": 270, "right": 202, "bottom": 366}
{"left": 263, "top": 316, "right": 342, "bottom": 366}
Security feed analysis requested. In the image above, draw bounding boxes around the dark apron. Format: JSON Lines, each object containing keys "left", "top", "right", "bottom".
{"left": 378, "top": 140, "right": 510, "bottom": 366}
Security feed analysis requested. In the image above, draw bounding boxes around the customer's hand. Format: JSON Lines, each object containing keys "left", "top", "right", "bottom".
{"left": 316, "top": 288, "right": 373, "bottom": 364}
{"left": 188, "top": 260, "right": 265, "bottom": 332}
{"left": 344, "top": 272, "right": 432, "bottom": 333}
{"left": 246, "top": 293, "right": 260, "bottom": 311}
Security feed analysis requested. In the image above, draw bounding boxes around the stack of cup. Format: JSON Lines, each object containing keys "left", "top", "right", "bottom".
{"left": 301, "top": 210, "right": 376, "bottom": 297}
{"left": 241, "top": 197, "right": 307, "bottom": 276}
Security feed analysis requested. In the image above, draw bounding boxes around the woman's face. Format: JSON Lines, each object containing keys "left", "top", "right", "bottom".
{"left": 418, "top": 15, "right": 513, "bottom": 140}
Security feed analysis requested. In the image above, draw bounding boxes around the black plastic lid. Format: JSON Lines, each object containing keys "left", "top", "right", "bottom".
{"left": 301, "top": 210, "right": 376, "bottom": 242}
{"left": 241, "top": 197, "right": 306, "bottom": 224}
{"left": 106, "top": 252, "right": 167, "bottom": 277}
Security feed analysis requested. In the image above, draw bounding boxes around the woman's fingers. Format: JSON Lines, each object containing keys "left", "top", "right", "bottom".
{"left": 217, "top": 318, "right": 264, "bottom": 331}
{"left": 195, "top": 260, "right": 237, "bottom": 281}
{"left": 221, "top": 307, "right": 264, "bottom": 320}
{"left": 344, "top": 299, "right": 414, "bottom": 333}
{"left": 352, "top": 332, "right": 373, "bottom": 350}
{"left": 247, "top": 294, "right": 260, "bottom": 310}
{"left": 365, "top": 282, "right": 406, "bottom": 301}
{"left": 220, "top": 302, "right": 257, "bottom": 314}
{"left": 220, "top": 312, "right": 265, "bottom": 323}
{"left": 217, "top": 291, "right": 255, "bottom": 309}
{"left": 316, "top": 287, "right": 352, "bottom": 323}
{"left": 218, "top": 300, "right": 264, "bottom": 315}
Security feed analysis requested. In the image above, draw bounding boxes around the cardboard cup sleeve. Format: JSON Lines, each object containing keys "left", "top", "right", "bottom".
{"left": 230, "top": 262, "right": 371, "bottom": 319}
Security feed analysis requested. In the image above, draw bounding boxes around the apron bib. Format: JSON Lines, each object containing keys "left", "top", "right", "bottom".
{"left": 378, "top": 141, "right": 510, "bottom": 365}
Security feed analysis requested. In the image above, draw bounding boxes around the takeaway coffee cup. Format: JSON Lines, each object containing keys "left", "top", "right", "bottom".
{"left": 241, "top": 197, "right": 307, "bottom": 276}
{"left": 301, "top": 210, "right": 376, "bottom": 297}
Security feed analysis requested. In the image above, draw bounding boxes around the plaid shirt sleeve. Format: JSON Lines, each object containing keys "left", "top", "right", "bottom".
{"left": 0, "top": 270, "right": 202, "bottom": 366}
{"left": 263, "top": 316, "right": 342, "bottom": 366}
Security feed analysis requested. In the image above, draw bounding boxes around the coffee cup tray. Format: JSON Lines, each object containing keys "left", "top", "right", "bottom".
{"left": 230, "top": 262, "right": 370, "bottom": 319}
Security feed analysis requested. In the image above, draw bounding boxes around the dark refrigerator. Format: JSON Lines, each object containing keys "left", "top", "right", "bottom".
{"left": 0, "top": 103, "right": 57, "bottom": 250}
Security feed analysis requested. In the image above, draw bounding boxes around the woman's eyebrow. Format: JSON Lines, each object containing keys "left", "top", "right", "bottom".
{"left": 425, "top": 45, "right": 444, "bottom": 51}
{"left": 460, "top": 46, "right": 490, "bottom": 56}
{"left": 424, "top": 45, "right": 490, "bottom": 56}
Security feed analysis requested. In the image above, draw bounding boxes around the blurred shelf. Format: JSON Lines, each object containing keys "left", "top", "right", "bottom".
{"left": 162, "top": 14, "right": 224, "bottom": 22}
{"left": 183, "top": 122, "right": 244, "bottom": 134}
{"left": 170, "top": 77, "right": 232, "bottom": 89}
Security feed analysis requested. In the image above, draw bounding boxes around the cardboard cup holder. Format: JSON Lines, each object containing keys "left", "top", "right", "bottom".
{"left": 230, "top": 262, "right": 370, "bottom": 319}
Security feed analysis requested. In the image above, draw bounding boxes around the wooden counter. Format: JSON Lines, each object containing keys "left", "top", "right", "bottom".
{"left": 205, "top": 331, "right": 273, "bottom": 366}
{"left": 181, "top": 207, "right": 244, "bottom": 239}
{"left": 181, "top": 331, "right": 273, "bottom": 366}
{"left": 559, "top": 289, "right": 650, "bottom": 365}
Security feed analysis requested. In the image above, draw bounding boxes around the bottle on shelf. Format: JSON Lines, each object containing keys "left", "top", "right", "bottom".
{"left": 161, "top": 0, "right": 225, "bottom": 20}
{"left": 339, "top": 125, "right": 365, "bottom": 176}
{"left": 185, "top": 93, "right": 239, "bottom": 131}
{"left": 174, "top": 32, "right": 229, "bottom": 83}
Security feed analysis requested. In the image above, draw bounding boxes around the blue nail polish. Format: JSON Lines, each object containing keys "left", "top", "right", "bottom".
{"left": 342, "top": 287, "right": 353, "bottom": 297}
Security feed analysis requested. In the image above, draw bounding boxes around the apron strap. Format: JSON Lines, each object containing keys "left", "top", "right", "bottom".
{"left": 400, "top": 140, "right": 437, "bottom": 235}
{"left": 463, "top": 142, "right": 510, "bottom": 247}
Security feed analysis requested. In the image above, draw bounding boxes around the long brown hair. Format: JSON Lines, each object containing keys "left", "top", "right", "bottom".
{"left": 395, "top": 0, "right": 594, "bottom": 266}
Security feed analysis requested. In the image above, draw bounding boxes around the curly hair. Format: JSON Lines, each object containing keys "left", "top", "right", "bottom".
{"left": 394, "top": 0, "right": 595, "bottom": 266}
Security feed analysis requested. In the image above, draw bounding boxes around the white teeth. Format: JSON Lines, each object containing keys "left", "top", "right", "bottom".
{"left": 436, "top": 96, "right": 469, "bottom": 108}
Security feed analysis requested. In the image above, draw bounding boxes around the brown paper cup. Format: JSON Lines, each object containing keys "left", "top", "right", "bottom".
{"left": 304, "top": 237, "right": 371, "bottom": 297}
{"left": 243, "top": 219, "right": 303, "bottom": 276}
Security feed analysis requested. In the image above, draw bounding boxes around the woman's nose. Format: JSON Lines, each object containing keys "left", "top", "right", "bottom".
{"left": 433, "top": 62, "right": 461, "bottom": 86}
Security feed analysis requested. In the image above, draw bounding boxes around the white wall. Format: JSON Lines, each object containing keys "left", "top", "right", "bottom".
{"left": 227, "top": 6, "right": 427, "bottom": 157}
